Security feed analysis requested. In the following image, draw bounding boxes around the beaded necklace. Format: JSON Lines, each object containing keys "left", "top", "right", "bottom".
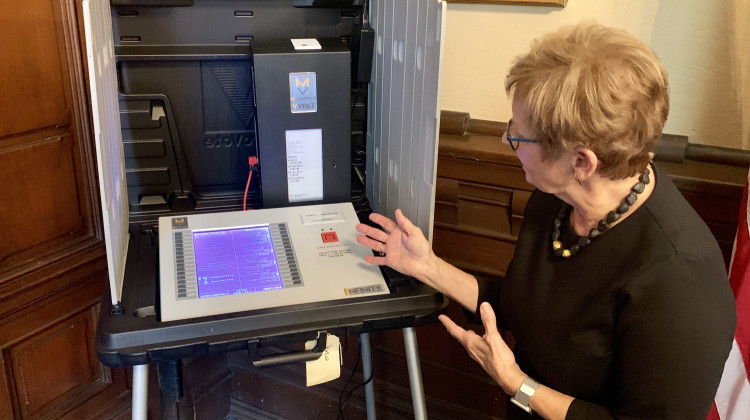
{"left": 552, "top": 167, "right": 651, "bottom": 258}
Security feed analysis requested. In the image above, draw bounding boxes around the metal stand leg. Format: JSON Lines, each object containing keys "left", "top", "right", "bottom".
{"left": 403, "top": 327, "right": 427, "bottom": 420}
{"left": 132, "top": 364, "right": 149, "bottom": 420}
{"left": 359, "top": 333, "right": 376, "bottom": 420}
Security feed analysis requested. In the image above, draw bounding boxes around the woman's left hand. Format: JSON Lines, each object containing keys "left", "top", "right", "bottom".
{"left": 439, "top": 302, "right": 527, "bottom": 396}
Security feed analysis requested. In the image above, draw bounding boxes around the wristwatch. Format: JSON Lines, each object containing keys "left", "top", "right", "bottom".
{"left": 510, "top": 376, "right": 541, "bottom": 414}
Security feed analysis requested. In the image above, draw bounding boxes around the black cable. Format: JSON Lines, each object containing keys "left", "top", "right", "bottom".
{"left": 336, "top": 337, "right": 374, "bottom": 419}
{"left": 336, "top": 345, "right": 360, "bottom": 420}
{"left": 340, "top": 358, "right": 374, "bottom": 414}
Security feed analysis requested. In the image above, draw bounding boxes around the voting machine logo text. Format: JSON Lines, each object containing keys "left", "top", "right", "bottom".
{"left": 344, "top": 284, "right": 385, "bottom": 296}
{"left": 171, "top": 218, "right": 188, "bottom": 229}
{"left": 289, "top": 72, "right": 317, "bottom": 114}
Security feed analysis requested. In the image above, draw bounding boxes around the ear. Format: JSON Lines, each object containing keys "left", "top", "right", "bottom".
{"left": 570, "top": 147, "right": 598, "bottom": 182}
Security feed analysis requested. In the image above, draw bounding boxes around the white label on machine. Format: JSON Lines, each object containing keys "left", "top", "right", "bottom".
{"left": 291, "top": 38, "right": 322, "bottom": 50}
{"left": 300, "top": 210, "right": 345, "bottom": 225}
{"left": 286, "top": 128, "right": 324, "bottom": 203}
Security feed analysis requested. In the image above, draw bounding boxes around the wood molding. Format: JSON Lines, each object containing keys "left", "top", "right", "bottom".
{"left": 439, "top": 110, "right": 750, "bottom": 168}
{"left": 0, "top": 239, "right": 106, "bottom": 320}
{"left": 10, "top": 307, "right": 105, "bottom": 418}
{"left": 0, "top": 355, "right": 11, "bottom": 419}
{"left": 67, "top": 0, "right": 104, "bottom": 242}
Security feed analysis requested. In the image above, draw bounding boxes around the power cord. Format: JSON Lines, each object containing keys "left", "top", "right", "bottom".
{"left": 243, "top": 156, "right": 258, "bottom": 210}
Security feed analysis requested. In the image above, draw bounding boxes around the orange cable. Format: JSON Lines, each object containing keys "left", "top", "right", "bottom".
{"left": 244, "top": 156, "right": 258, "bottom": 211}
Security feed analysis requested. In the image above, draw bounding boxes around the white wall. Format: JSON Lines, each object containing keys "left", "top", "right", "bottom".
{"left": 440, "top": 0, "right": 749, "bottom": 150}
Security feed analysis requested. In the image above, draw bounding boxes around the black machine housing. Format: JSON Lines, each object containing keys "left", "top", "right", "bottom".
{"left": 115, "top": 0, "right": 374, "bottom": 221}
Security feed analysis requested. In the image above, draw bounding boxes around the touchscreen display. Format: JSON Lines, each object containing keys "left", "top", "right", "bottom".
{"left": 192, "top": 225, "right": 283, "bottom": 298}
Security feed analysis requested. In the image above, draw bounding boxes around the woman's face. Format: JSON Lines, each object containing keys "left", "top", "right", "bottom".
{"left": 505, "top": 99, "right": 571, "bottom": 194}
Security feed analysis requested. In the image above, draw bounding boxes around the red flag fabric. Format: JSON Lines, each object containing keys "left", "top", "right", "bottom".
{"left": 708, "top": 169, "right": 750, "bottom": 420}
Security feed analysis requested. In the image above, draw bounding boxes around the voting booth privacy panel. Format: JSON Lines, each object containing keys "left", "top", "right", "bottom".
{"left": 86, "top": 0, "right": 446, "bottom": 367}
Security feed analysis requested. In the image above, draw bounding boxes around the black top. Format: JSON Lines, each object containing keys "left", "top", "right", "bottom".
{"left": 477, "top": 164, "right": 736, "bottom": 420}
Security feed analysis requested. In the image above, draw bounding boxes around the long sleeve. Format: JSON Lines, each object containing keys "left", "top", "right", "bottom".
{"left": 476, "top": 274, "right": 505, "bottom": 326}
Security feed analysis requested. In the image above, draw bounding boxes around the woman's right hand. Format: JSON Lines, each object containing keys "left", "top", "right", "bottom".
{"left": 355, "top": 209, "right": 434, "bottom": 280}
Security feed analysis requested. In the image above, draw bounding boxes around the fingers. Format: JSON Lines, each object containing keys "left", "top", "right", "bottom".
{"left": 356, "top": 223, "right": 388, "bottom": 243}
{"left": 356, "top": 234, "right": 386, "bottom": 253}
{"left": 369, "top": 212, "right": 399, "bottom": 234}
{"left": 362, "top": 254, "right": 387, "bottom": 265}
{"left": 479, "top": 302, "right": 500, "bottom": 336}
{"left": 439, "top": 314, "right": 468, "bottom": 344}
{"left": 365, "top": 210, "right": 419, "bottom": 239}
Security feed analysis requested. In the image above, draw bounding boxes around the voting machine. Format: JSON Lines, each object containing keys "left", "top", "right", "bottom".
{"left": 85, "top": 0, "right": 447, "bottom": 373}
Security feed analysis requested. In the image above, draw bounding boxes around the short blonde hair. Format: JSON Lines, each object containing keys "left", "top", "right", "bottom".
{"left": 505, "top": 23, "right": 669, "bottom": 179}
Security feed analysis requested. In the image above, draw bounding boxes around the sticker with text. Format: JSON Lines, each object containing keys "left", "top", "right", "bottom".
{"left": 345, "top": 284, "right": 385, "bottom": 296}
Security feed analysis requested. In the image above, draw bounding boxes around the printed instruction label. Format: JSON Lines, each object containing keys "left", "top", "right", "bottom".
{"left": 289, "top": 72, "right": 317, "bottom": 113}
{"left": 286, "top": 128, "right": 324, "bottom": 203}
{"left": 317, "top": 244, "right": 353, "bottom": 259}
{"left": 300, "top": 210, "right": 345, "bottom": 225}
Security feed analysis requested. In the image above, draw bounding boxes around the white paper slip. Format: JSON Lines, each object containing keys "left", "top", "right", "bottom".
{"left": 291, "top": 38, "right": 322, "bottom": 50}
{"left": 305, "top": 333, "right": 342, "bottom": 386}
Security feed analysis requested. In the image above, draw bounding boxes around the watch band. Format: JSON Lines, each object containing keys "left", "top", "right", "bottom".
{"left": 510, "top": 376, "right": 541, "bottom": 414}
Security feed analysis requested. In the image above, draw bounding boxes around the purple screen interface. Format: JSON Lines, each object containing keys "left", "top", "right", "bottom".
{"left": 192, "top": 226, "right": 283, "bottom": 299}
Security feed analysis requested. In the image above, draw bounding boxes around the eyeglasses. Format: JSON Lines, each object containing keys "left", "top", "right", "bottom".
{"left": 505, "top": 119, "right": 538, "bottom": 151}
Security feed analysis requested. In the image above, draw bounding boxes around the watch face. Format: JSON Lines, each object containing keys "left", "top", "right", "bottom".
{"left": 520, "top": 378, "right": 541, "bottom": 395}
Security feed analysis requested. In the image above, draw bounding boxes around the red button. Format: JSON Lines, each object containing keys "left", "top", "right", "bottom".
{"left": 321, "top": 232, "right": 338, "bottom": 243}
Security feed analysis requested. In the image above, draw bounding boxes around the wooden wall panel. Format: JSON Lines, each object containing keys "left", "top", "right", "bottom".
{"left": 433, "top": 226, "right": 516, "bottom": 278}
{"left": 0, "top": 274, "right": 128, "bottom": 420}
{"left": 436, "top": 184, "right": 515, "bottom": 234}
{"left": 0, "top": 134, "right": 84, "bottom": 264}
{"left": 0, "top": 0, "right": 70, "bottom": 138}
{"left": 0, "top": 246, "right": 106, "bottom": 322}
{"left": 437, "top": 157, "right": 528, "bottom": 189}
{"left": 458, "top": 196, "right": 511, "bottom": 233}
{"left": 0, "top": 355, "right": 11, "bottom": 419}
{"left": 10, "top": 308, "right": 103, "bottom": 417}
{"left": 0, "top": 266, "right": 105, "bottom": 349}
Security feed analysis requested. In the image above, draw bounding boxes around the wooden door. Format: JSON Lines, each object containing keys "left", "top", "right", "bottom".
{"left": 0, "top": 0, "right": 132, "bottom": 418}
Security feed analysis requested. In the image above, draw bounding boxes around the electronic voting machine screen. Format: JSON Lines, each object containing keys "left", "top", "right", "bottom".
{"left": 159, "top": 202, "right": 389, "bottom": 322}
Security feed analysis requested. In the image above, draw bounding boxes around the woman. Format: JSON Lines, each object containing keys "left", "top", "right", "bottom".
{"left": 356, "top": 23, "right": 736, "bottom": 419}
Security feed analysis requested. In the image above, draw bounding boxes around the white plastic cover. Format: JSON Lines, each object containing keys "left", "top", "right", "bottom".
{"left": 367, "top": 0, "right": 445, "bottom": 242}
{"left": 83, "top": 0, "right": 129, "bottom": 305}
